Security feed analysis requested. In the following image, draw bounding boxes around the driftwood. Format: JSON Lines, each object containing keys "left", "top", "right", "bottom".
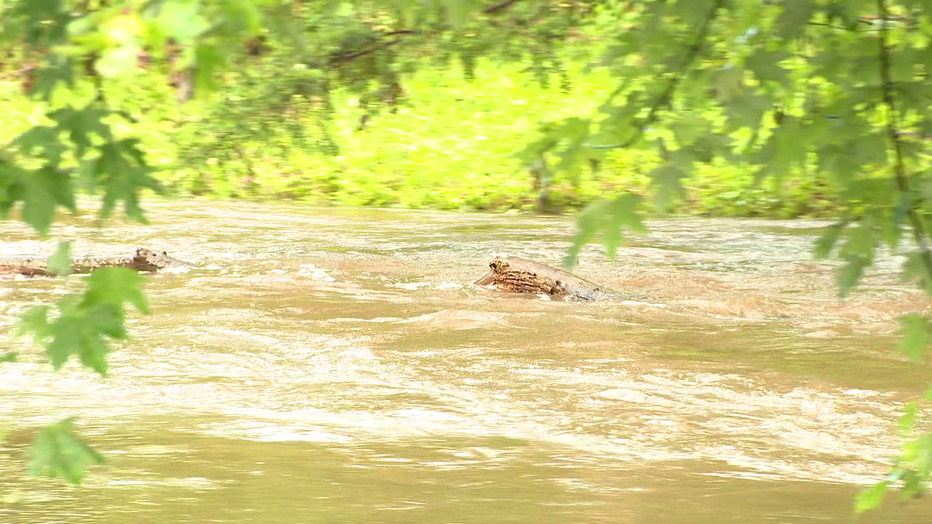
{"left": 475, "top": 256, "right": 625, "bottom": 301}
{"left": 0, "top": 248, "right": 193, "bottom": 277}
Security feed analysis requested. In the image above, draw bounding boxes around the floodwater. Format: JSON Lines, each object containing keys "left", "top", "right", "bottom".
{"left": 1, "top": 200, "right": 931, "bottom": 523}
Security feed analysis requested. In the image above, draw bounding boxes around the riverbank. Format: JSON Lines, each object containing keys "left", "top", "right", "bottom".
{"left": 1, "top": 62, "right": 841, "bottom": 218}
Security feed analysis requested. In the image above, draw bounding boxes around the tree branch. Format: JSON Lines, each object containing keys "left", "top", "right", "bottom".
{"left": 877, "top": 0, "right": 932, "bottom": 291}
{"left": 585, "top": 0, "right": 723, "bottom": 150}
{"left": 483, "top": 0, "right": 521, "bottom": 14}
{"left": 330, "top": 33, "right": 413, "bottom": 65}
{"left": 329, "top": 0, "right": 535, "bottom": 67}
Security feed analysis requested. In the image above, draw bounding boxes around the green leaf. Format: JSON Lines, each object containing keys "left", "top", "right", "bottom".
{"left": 47, "top": 312, "right": 114, "bottom": 373}
{"left": 0, "top": 352, "right": 18, "bottom": 364}
{"left": 887, "top": 192, "right": 912, "bottom": 250}
{"left": 192, "top": 43, "right": 225, "bottom": 99}
{"left": 48, "top": 240, "right": 73, "bottom": 277}
{"left": 47, "top": 106, "right": 115, "bottom": 159}
{"left": 96, "top": 45, "right": 141, "bottom": 78}
{"left": 156, "top": 0, "right": 211, "bottom": 45}
{"left": 17, "top": 305, "right": 51, "bottom": 339}
{"left": 899, "top": 401, "right": 920, "bottom": 434}
{"left": 27, "top": 417, "right": 105, "bottom": 485}
{"left": 565, "top": 193, "right": 645, "bottom": 268}
{"left": 749, "top": 118, "right": 808, "bottom": 189}
{"left": 94, "top": 139, "right": 162, "bottom": 223}
{"left": 221, "top": 0, "right": 263, "bottom": 34}
{"left": 711, "top": 66, "right": 744, "bottom": 103}
{"left": 9, "top": 164, "right": 77, "bottom": 236}
{"left": 814, "top": 221, "right": 848, "bottom": 260}
{"left": 745, "top": 49, "right": 791, "bottom": 88}
{"left": 85, "top": 267, "right": 150, "bottom": 315}
{"left": 553, "top": 118, "right": 593, "bottom": 184}
{"left": 897, "top": 314, "right": 931, "bottom": 362}
{"left": 11, "top": 125, "right": 66, "bottom": 164}
{"left": 836, "top": 225, "right": 875, "bottom": 297}
{"left": 446, "top": 0, "right": 480, "bottom": 28}
{"left": 837, "top": 254, "right": 869, "bottom": 298}
{"left": 901, "top": 252, "right": 932, "bottom": 294}
{"left": 723, "top": 90, "right": 771, "bottom": 132}
{"left": 31, "top": 55, "right": 75, "bottom": 101}
{"left": 854, "top": 481, "right": 889, "bottom": 514}
{"left": 18, "top": 269, "right": 149, "bottom": 375}
{"left": 648, "top": 162, "right": 690, "bottom": 211}
{"left": 671, "top": 113, "right": 713, "bottom": 146}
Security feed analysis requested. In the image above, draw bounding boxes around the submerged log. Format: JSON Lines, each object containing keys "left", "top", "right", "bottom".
{"left": 475, "top": 256, "right": 627, "bottom": 301}
{"left": 0, "top": 248, "right": 193, "bottom": 277}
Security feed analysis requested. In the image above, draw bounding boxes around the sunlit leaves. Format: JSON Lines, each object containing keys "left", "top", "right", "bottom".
{"left": 18, "top": 268, "right": 150, "bottom": 376}
{"left": 96, "top": 13, "right": 145, "bottom": 78}
{"left": 155, "top": 0, "right": 211, "bottom": 45}
{"left": 552, "top": 118, "right": 594, "bottom": 183}
{"left": 26, "top": 417, "right": 105, "bottom": 485}
{"left": 516, "top": 117, "right": 596, "bottom": 187}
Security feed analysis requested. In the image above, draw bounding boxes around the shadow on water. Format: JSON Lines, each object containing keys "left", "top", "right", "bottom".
{"left": 2, "top": 200, "right": 932, "bottom": 523}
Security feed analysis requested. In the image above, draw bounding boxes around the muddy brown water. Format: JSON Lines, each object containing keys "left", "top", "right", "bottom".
{"left": 2, "top": 200, "right": 932, "bottom": 523}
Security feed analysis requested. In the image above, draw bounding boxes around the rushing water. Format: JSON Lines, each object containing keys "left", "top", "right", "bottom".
{"left": 2, "top": 200, "right": 932, "bottom": 523}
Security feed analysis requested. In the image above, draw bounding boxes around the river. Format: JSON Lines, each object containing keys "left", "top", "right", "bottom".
{"left": 2, "top": 200, "right": 931, "bottom": 523}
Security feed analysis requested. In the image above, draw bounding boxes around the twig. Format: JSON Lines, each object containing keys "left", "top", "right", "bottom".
{"left": 877, "top": 0, "right": 932, "bottom": 288}
{"left": 330, "top": 0, "right": 534, "bottom": 66}
{"left": 483, "top": 0, "right": 520, "bottom": 14}
{"left": 330, "top": 30, "right": 419, "bottom": 65}
{"left": 806, "top": 22, "right": 865, "bottom": 31}
{"left": 330, "top": 38, "right": 405, "bottom": 64}
{"left": 585, "top": 0, "right": 723, "bottom": 150}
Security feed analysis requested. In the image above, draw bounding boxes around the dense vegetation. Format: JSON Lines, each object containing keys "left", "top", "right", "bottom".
{"left": 1, "top": 61, "right": 838, "bottom": 217}
{"left": 3, "top": 0, "right": 932, "bottom": 514}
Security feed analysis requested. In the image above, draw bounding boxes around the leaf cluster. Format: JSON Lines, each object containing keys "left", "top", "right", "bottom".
{"left": 17, "top": 264, "right": 149, "bottom": 376}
